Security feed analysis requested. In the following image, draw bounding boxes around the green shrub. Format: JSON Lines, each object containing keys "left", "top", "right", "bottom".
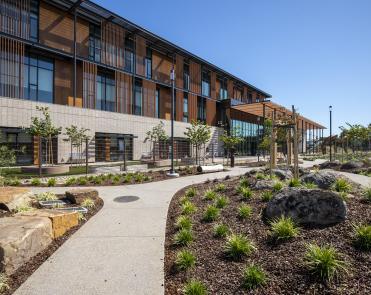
{"left": 10, "top": 177, "right": 21, "bottom": 186}
{"left": 304, "top": 243, "right": 348, "bottom": 281}
{"left": 35, "top": 192, "right": 57, "bottom": 201}
{"left": 175, "top": 215, "right": 192, "bottom": 230}
{"left": 81, "top": 198, "right": 95, "bottom": 209}
{"left": 112, "top": 175, "right": 121, "bottom": 184}
{"left": 224, "top": 234, "right": 255, "bottom": 260}
{"left": 174, "top": 228, "right": 193, "bottom": 246}
{"left": 261, "top": 191, "right": 273, "bottom": 202}
{"left": 182, "top": 280, "right": 207, "bottom": 295}
{"left": 134, "top": 173, "right": 144, "bottom": 183}
{"left": 15, "top": 203, "right": 33, "bottom": 213}
{"left": 256, "top": 172, "right": 265, "bottom": 180}
{"left": 65, "top": 177, "right": 76, "bottom": 186}
{"left": 242, "top": 264, "right": 267, "bottom": 290}
{"left": 143, "top": 174, "right": 150, "bottom": 181}
{"left": 353, "top": 224, "right": 371, "bottom": 251}
{"left": 239, "top": 177, "right": 249, "bottom": 188}
{"left": 333, "top": 178, "right": 352, "bottom": 193}
{"left": 47, "top": 178, "right": 56, "bottom": 187}
{"left": 30, "top": 178, "right": 41, "bottom": 186}
{"left": 303, "top": 182, "right": 317, "bottom": 189}
{"left": 93, "top": 176, "right": 102, "bottom": 185}
{"left": 123, "top": 173, "right": 133, "bottom": 183}
{"left": 214, "top": 195, "right": 228, "bottom": 209}
{"left": 272, "top": 181, "right": 283, "bottom": 192}
{"left": 175, "top": 250, "right": 196, "bottom": 271}
{"left": 181, "top": 201, "right": 197, "bottom": 215}
{"left": 288, "top": 178, "right": 301, "bottom": 187}
{"left": 238, "top": 204, "right": 252, "bottom": 219}
{"left": 78, "top": 212, "right": 86, "bottom": 222}
{"left": 239, "top": 187, "right": 253, "bottom": 200}
{"left": 203, "top": 205, "right": 220, "bottom": 222}
{"left": 269, "top": 216, "right": 299, "bottom": 241}
{"left": 362, "top": 187, "right": 371, "bottom": 202}
{"left": 203, "top": 189, "right": 217, "bottom": 201}
{"left": 213, "top": 223, "right": 229, "bottom": 238}
{"left": 185, "top": 187, "right": 197, "bottom": 198}
{"left": 78, "top": 177, "right": 88, "bottom": 185}
{"left": 215, "top": 183, "right": 226, "bottom": 192}
{"left": 0, "top": 273, "right": 9, "bottom": 293}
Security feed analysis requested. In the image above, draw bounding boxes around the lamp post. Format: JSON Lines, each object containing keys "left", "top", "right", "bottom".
{"left": 257, "top": 116, "right": 260, "bottom": 162}
{"left": 167, "top": 66, "right": 179, "bottom": 177}
{"left": 329, "top": 105, "right": 332, "bottom": 162}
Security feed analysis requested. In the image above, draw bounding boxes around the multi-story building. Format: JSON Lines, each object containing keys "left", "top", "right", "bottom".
{"left": 0, "top": 0, "right": 324, "bottom": 165}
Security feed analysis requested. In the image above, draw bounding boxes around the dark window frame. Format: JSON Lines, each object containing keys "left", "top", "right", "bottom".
{"left": 96, "top": 69, "right": 116, "bottom": 112}
{"left": 133, "top": 78, "right": 142, "bottom": 115}
{"left": 145, "top": 47, "right": 152, "bottom": 79}
{"left": 197, "top": 96, "right": 206, "bottom": 123}
{"left": 29, "top": 0, "right": 39, "bottom": 42}
{"left": 124, "top": 36, "right": 135, "bottom": 73}
{"left": 155, "top": 87, "right": 160, "bottom": 118}
{"left": 89, "top": 23, "right": 101, "bottom": 62}
{"left": 183, "top": 92, "right": 189, "bottom": 122}
{"left": 183, "top": 62, "right": 190, "bottom": 90}
{"left": 201, "top": 68, "right": 211, "bottom": 97}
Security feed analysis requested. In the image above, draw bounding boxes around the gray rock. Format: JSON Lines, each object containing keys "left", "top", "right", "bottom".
{"left": 340, "top": 161, "right": 364, "bottom": 170}
{"left": 264, "top": 188, "right": 347, "bottom": 226}
{"left": 253, "top": 179, "right": 275, "bottom": 190}
{"left": 0, "top": 216, "right": 53, "bottom": 274}
{"left": 319, "top": 160, "right": 341, "bottom": 169}
{"left": 272, "top": 169, "right": 293, "bottom": 180}
{"left": 301, "top": 171, "right": 337, "bottom": 189}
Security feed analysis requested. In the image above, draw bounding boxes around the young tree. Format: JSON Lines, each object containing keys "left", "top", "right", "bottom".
{"left": 219, "top": 127, "right": 243, "bottom": 167}
{"left": 184, "top": 120, "right": 211, "bottom": 165}
{"left": 144, "top": 121, "right": 168, "bottom": 162}
{"left": 65, "top": 125, "right": 90, "bottom": 165}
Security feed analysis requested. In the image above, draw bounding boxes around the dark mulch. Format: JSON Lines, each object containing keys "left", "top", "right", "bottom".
{"left": 165, "top": 177, "right": 371, "bottom": 295}
{"left": 1, "top": 196, "right": 103, "bottom": 295}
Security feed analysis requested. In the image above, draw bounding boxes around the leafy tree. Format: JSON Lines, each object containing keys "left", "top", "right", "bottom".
{"left": 184, "top": 120, "right": 211, "bottom": 165}
{"left": 339, "top": 123, "right": 370, "bottom": 152}
{"left": 219, "top": 127, "right": 243, "bottom": 167}
{"left": 64, "top": 125, "right": 90, "bottom": 165}
{"left": 144, "top": 121, "right": 168, "bottom": 162}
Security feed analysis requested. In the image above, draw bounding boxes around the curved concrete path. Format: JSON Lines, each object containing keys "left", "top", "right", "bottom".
{"left": 14, "top": 167, "right": 251, "bottom": 295}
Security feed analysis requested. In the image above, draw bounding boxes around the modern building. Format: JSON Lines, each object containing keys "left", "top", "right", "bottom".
{"left": 0, "top": 0, "right": 324, "bottom": 165}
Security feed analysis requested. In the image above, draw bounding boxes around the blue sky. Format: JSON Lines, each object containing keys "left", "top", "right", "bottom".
{"left": 93, "top": 0, "right": 371, "bottom": 135}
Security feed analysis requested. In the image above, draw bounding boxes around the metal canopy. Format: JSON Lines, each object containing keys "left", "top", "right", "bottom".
{"left": 232, "top": 101, "right": 325, "bottom": 129}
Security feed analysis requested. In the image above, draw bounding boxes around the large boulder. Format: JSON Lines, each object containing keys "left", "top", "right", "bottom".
{"left": 264, "top": 188, "right": 347, "bottom": 226}
{"left": 65, "top": 188, "right": 98, "bottom": 205}
{"left": 272, "top": 168, "right": 293, "bottom": 180}
{"left": 0, "top": 187, "right": 33, "bottom": 211}
{"left": 0, "top": 216, "right": 53, "bottom": 274}
{"left": 253, "top": 180, "right": 275, "bottom": 190}
{"left": 319, "top": 160, "right": 341, "bottom": 169}
{"left": 301, "top": 171, "right": 337, "bottom": 189}
{"left": 340, "top": 161, "right": 364, "bottom": 170}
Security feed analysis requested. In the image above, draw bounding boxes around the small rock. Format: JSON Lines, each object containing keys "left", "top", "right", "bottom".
{"left": 253, "top": 180, "right": 275, "bottom": 190}
{"left": 301, "top": 171, "right": 337, "bottom": 189}
{"left": 272, "top": 169, "right": 293, "bottom": 180}
{"left": 65, "top": 188, "right": 98, "bottom": 205}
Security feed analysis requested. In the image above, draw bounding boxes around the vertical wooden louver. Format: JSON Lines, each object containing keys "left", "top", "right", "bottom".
{"left": 101, "top": 21, "right": 125, "bottom": 68}
{"left": 175, "top": 54, "right": 183, "bottom": 89}
{"left": 0, "top": 36, "right": 24, "bottom": 99}
{"left": 210, "top": 72, "right": 216, "bottom": 100}
{"left": 82, "top": 61, "right": 97, "bottom": 109}
{"left": 142, "top": 79, "right": 156, "bottom": 117}
{"left": 175, "top": 90, "right": 183, "bottom": 122}
{"left": 135, "top": 35, "right": 146, "bottom": 76}
{"left": 189, "top": 61, "right": 201, "bottom": 94}
{"left": 188, "top": 93, "right": 197, "bottom": 122}
{"left": 116, "top": 71, "right": 132, "bottom": 114}
{"left": 0, "top": 0, "right": 30, "bottom": 39}
{"left": 227, "top": 79, "right": 234, "bottom": 99}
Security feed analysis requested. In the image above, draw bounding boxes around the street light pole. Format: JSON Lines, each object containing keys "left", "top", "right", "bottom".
{"left": 329, "top": 105, "right": 333, "bottom": 162}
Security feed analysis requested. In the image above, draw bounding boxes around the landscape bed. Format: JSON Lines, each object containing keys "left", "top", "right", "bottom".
{"left": 164, "top": 174, "right": 371, "bottom": 295}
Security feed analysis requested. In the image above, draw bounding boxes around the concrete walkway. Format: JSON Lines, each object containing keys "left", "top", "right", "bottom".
{"left": 14, "top": 167, "right": 251, "bottom": 295}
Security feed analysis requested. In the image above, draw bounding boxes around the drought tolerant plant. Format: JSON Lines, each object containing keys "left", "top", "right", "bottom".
{"left": 239, "top": 187, "right": 253, "bottom": 200}
{"left": 261, "top": 191, "right": 273, "bottom": 202}
{"left": 256, "top": 172, "right": 265, "bottom": 180}
{"left": 304, "top": 243, "right": 348, "bottom": 281}
{"left": 242, "top": 264, "right": 267, "bottom": 290}
{"left": 181, "top": 201, "right": 197, "bottom": 215}
{"left": 272, "top": 181, "right": 283, "bottom": 192}
{"left": 353, "top": 224, "right": 371, "bottom": 251}
{"left": 203, "top": 205, "right": 220, "bottom": 222}
{"left": 333, "top": 178, "right": 352, "bottom": 193}
{"left": 215, "top": 183, "right": 226, "bottom": 192}
{"left": 238, "top": 204, "right": 252, "bottom": 219}
{"left": 65, "top": 177, "right": 76, "bottom": 186}
{"left": 35, "top": 192, "right": 57, "bottom": 201}
{"left": 182, "top": 279, "right": 208, "bottom": 295}
{"left": 175, "top": 249, "right": 196, "bottom": 271}
{"left": 134, "top": 173, "right": 144, "bottom": 183}
{"left": 47, "top": 178, "right": 57, "bottom": 187}
{"left": 0, "top": 273, "right": 9, "bottom": 293}
{"left": 239, "top": 177, "right": 249, "bottom": 188}
{"left": 303, "top": 181, "right": 317, "bottom": 189}
{"left": 175, "top": 215, "right": 192, "bottom": 230}
{"left": 288, "top": 178, "right": 301, "bottom": 188}
{"left": 10, "top": 177, "right": 21, "bottom": 186}
{"left": 77, "top": 212, "right": 86, "bottom": 222}
{"left": 362, "top": 187, "right": 371, "bottom": 202}
{"left": 123, "top": 173, "right": 133, "bottom": 183}
{"left": 214, "top": 195, "right": 229, "bottom": 209}
{"left": 15, "top": 203, "right": 34, "bottom": 213}
{"left": 224, "top": 234, "right": 255, "bottom": 260}
{"left": 93, "top": 176, "right": 103, "bottom": 185}
{"left": 174, "top": 228, "right": 193, "bottom": 246}
{"left": 112, "top": 174, "right": 121, "bottom": 184}
{"left": 203, "top": 189, "right": 217, "bottom": 201}
{"left": 269, "top": 216, "right": 299, "bottom": 241}
{"left": 213, "top": 223, "right": 229, "bottom": 238}
{"left": 81, "top": 198, "right": 95, "bottom": 209}
{"left": 338, "top": 191, "right": 349, "bottom": 201}
{"left": 30, "top": 178, "right": 41, "bottom": 186}
{"left": 185, "top": 187, "right": 197, "bottom": 198}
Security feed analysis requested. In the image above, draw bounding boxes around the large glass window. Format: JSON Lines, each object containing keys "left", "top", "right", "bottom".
{"left": 95, "top": 132, "right": 133, "bottom": 162}
{"left": 197, "top": 96, "right": 206, "bottom": 122}
{"left": 23, "top": 53, "right": 54, "bottom": 103}
{"left": 231, "top": 119, "right": 262, "bottom": 156}
{"left": 183, "top": 92, "right": 188, "bottom": 122}
{"left": 89, "top": 24, "right": 101, "bottom": 62}
{"left": 145, "top": 48, "right": 152, "bottom": 79}
{"left": 133, "top": 79, "right": 142, "bottom": 115}
{"left": 183, "top": 63, "right": 190, "bottom": 90}
{"left": 218, "top": 77, "right": 228, "bottom": 100}
{"left": 30, "top": 0, "right": 39, "bottom": 42}
{"left": 0, "top": 127, "right": 33, "bottom": 165}
{"left": 155, "top": 88, "right": 160, "bottom": 118}
{"left": 124, "top": 37, "right": 134, "bottom": 73}
{"left": 201, "top": 68, "right": 210, "bottom": 97}
{"left": 96, "top": 71, "right": 116, "bottom": 112}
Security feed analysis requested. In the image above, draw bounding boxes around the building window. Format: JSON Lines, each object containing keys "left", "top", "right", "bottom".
{"left": 89, "top": 24, "right": 101, "bottom": 62}
{"left": 23, "top": 53, "right": 54, "bottom": 103}
{"left": 183, "top": 63, "right": 190, "bottom": 90}
{"left": 201, "top": 68, "right": 210, "bottom": 97}
{"left": 183, "top": 92, "right": 188, "bottom": 122}
{"left": 145, "top": 48, "right": 152, "bottom": 79}
{"left": 155, "top": 87, "right": 160, "bottom": 118}
{"left": 30, "top": 0, "right": 39, "bottom": 42}
{"left": 133, "top": 79, "right": 142, "bottom": 115}
{"left": 96, "top": 70, "right": 116, "bottom": 112}
{"left": 197, "top": 96, "right": 206, "bottom": 122}
{"left": 256, "top": 94, "right": 260, "bottom": 103}
{"left": 219, "top": 77, "right": 228, "bottom": 100}
{"left": 124, "top": 37, "right": 134, "bottom": 73}
{"left": 248, "top": 92, "right": 252, "bottom": 103}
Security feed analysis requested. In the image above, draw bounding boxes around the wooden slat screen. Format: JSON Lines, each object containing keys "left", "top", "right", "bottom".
{"left": 142, "top": 79, "right": 156, "bottom": 117}
{"left": 210, "top": 71, "right": 216, "bottom": 100}
{"left": 175, "top": 54, "right": 183, "bottom": 88}
{"left": 0, "top": 36, "right": 24, "bottom": 99}
{"left": 82, "top": 61, "right": 97, "bottom": 109}
{"left": 206, "top": 98, "right": 216, "bottom": 126}
{"left": 176, "top": 90, "right": 183, "bottom": 121}
{"left": 227, "top": 79, "right": 234, "bottom": 99}
{"left": 152, "top": 51, "right": 172, "bottom": 84}
{"left": 76, "top": 18, "right": 89, "bottom": 57}
{"left": 190, "top": 61, "right": 201, "bottom": 94}
{"left": 55, "top": 58, "right": 72, "bottom": 105}
{"left": 115, "top": 71, "right": 132, "bottom": 114}
{"left": 0, "top": 0, "right": 30, "bottom": 39}
{"left": 101, "top": 21, "right": 125, "bottom": 68}
{"left": 215, "top": 78, "right": 221, "bottom": 100}
{"left": 188, "top": 93, "right": 197, "bottom": 122}
{"left": 135, "top": 35, "right": 146, "bottom": 76}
